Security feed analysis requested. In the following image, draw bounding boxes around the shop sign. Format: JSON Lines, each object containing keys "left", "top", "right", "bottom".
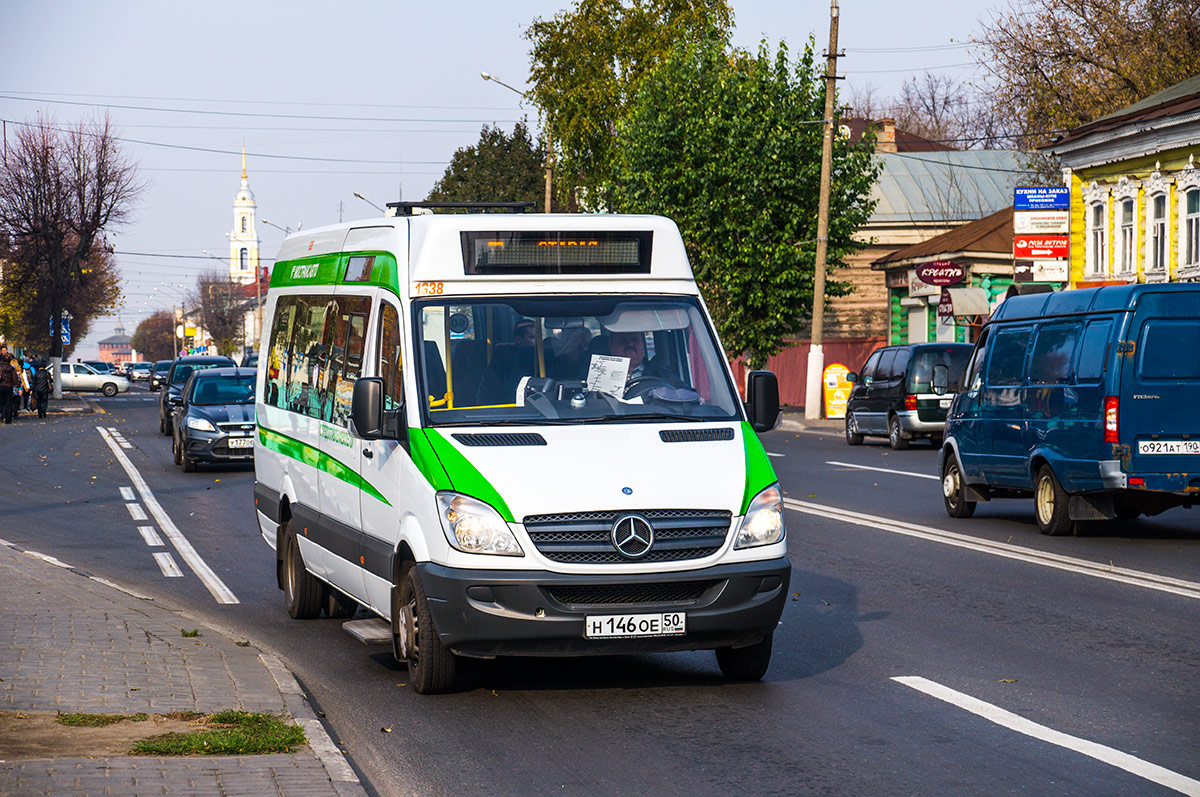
{"left": 908, "top": 269, "right": 940, "bottom": 297}
{"left": 1014, "top": 186, "right": 1069, "bottom": 211}
{"left": 1014, "top": 235, "right": 1069, "bottom": 259}
{"left": 1014, "top": 210, "right": 1069, "bottom": 234}
{"left": 885, "top": 269, "right": 908, "bottom": 289}
{"left": 822, "top": 363, "right": 851, "bottom": 419}
{"left": 1016, "top": 259, "right": 1068, "bottom": 282}
{"left": 916, "top": 260, "right": 966, "bottom": 286}
{"left": 938, "top": 288, "right": 954, "bottom": 319}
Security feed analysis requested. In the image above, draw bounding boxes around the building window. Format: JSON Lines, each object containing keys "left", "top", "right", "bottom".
{"left": 1186, "top": 189, "right": 1199, "bottom": 268}
{"left": 1118, "top": 199, "right": 1135, "bottom": 274}
{"left": 1088, "top": 202, "right": 1107, "bottom": 276}
{"left": 1149, "top": 194, "right": 1168, "bottom": 272}
{"left": 240, "top": 248, "right": 248, "bottom": 271}
{"left": 241, "top": 215, "right": 247, "bottom": 233}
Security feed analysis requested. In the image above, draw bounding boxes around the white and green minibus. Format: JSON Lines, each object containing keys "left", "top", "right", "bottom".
{"left": 253, "top": 203, "right": 788, "bottom": 693}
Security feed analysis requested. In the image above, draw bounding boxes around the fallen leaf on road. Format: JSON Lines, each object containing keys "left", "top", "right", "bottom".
{"left": 999, "top": 679, "right": 1017, "bottom": 683}
{"left": 381, "top": 726, "right": 392, "bottom": 733}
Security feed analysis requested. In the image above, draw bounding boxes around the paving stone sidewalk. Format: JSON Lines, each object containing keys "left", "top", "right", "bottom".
{"left": 0, "top": 540, "right": 364, "bottom": 796}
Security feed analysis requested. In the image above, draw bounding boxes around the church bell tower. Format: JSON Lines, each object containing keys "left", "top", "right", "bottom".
{"left": 228, "top": 149, "right": 261, "bottom": 286}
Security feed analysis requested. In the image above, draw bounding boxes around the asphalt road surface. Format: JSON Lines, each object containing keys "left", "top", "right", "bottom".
{"left": 2, "top": 391, "right": 1197, "bottom": 796}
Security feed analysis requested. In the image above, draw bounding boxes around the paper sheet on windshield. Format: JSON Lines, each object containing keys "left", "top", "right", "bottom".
{"left": 586, "top": 355, "right": 629, "bottom": 396}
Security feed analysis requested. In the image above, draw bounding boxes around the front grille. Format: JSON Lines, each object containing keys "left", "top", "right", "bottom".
{"left": 218, "top": 422, "right": 256, "bottom": 433}
{"left": 545, "top": 580, "right": 718, "bottom": 607}
{"left": 524, "top": 509, "right": 731, "bottom": 564}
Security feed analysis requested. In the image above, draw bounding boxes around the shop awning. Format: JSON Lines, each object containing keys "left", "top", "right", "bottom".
{"left": 942, "top": 287, "right": 990, "bottom": 316}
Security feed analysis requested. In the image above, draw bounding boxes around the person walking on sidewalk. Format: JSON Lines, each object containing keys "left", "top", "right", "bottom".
{"left": 0, "top": 354, "right": 18, "bottom": 423}
{"left": 32, "top": 358, "right": 52, "bottom": 418}
{"left": 18, "top": 357, "right": 32, "bottom": 413}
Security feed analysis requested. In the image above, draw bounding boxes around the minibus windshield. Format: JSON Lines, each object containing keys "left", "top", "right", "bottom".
{"left": 416, "top": 296, "right": 741, "bottom": 426}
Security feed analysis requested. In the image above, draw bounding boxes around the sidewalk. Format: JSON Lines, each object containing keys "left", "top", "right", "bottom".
{"left": 0, "top": 539, "right": 364, "bottom": 796}
{"left": 778, "top": 410, "right": 843, "bottom": 434}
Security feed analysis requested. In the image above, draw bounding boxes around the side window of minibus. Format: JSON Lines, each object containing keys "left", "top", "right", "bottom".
{"left": 1028, "top": 322, "right": 1081, "bottom": 385}
{"left": 286, "top": 296, "right": 332, "bottom": 418}
{"left": 985, "top": 327, "right": 1032, "bottom": 386}
{"left": 264, "top": 297, "right": 296, "bottom": 408}
{"left": 1075, "top": 320, "right": 1112, "bottom": 383}
{"left": 326, "top": 296, "right": 371, "bottom": 427}
{"left": 377, "top": 303, "right": 404, "bottom": 411}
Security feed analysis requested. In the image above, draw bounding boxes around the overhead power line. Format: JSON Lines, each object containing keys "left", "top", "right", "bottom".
{"left": 0, "top": 89, "right": 519, "bottom": 112}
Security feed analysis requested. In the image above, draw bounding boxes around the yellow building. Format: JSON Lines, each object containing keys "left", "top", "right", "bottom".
{"left": 1046, "top": 74, "right": 1200, "bottom": 287}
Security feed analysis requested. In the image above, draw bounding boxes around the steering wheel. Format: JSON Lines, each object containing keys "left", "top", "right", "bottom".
{"left": 622, "top": 376, "right": 675, "bottom": 399}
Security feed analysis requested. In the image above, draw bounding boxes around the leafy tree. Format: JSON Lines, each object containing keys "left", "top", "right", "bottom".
{"left": 194, "top": 272, "right": 246, "bottom": 357}
{"left": 974, "top": 0, "right": 1200, "bottom": 147}
{"left": 0, "top": 115, "right": 142, "bottom": 393}
{"left": 426, "top": 121, "right": 552, "bottom": 208}
{"left": 525, "top": 0, "right": 733, "bottom": 207}
{"left": 131, "top": 309, "right": 176, "bottom": 362}
{"left": 609, "top": 36, "right": 879, "bottom": 368}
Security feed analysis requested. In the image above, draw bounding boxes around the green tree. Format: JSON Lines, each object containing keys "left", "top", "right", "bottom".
{"left": 131, "top": 309, "right": 176, "bottom": 363}
{"left": 609, "top": 36, "right": 879, "bottom": 368}
{"left": 525, "top": 0, "right": 733, "bottom": 207}
{"left": 427, "top": 121, "right": 550, "bottom": 208}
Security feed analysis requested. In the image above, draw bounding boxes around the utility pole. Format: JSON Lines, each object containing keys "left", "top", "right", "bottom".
{"left": 804, "top": 0, "right": 841, "bottom": 420}
{"left": 544, "top": 128, "right": 554, "bottom": 213}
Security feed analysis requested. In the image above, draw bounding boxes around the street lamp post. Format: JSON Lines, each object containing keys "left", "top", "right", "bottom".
{"left": 261, "top": 219, "right": 294, "bottom": 235}
{"left": 353, "top": 192, "right": 385, "bottom": 214}
{"left": 481, "top": 71, "right": 553, "bottom": 213}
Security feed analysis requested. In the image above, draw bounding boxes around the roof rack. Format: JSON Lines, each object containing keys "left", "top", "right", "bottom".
{"left": 385, "top": 201, "right": 534, "bottom": 216}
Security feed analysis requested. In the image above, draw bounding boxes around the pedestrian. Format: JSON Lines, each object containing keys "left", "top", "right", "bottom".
{"left": 18, "top": 357, "right": 31, "bottom": 414}
{"left": 32, "top": 358, "right": 52, "bottom": 418}
{"left": 0, "top": 354, "right": 18, "bottom": 424}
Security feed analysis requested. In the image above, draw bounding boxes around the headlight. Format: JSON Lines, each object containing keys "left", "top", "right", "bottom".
{"left": 735, "top": 484, "right": 785, "bottom": 549}
{"left": 186, "top": 417, "right": 216, "bottom": 432}
{"left": 436, "top": 492, "right": 523, "bottom": 556}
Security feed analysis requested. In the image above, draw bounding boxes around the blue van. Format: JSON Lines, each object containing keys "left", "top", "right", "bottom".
{"left": 934, "top": 283, "right": 1199, "bottom": 535}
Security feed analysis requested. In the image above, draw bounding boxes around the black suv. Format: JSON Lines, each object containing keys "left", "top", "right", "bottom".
{"left": 159, "top": 355, "right": 236, "bottom": 435}
{"left": 844, "top": 343, "right": 973, "bottom": 449}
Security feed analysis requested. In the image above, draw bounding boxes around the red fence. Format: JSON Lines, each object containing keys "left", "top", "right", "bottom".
{"left": 730, "top": 337, "right": 885, "bottom": 411}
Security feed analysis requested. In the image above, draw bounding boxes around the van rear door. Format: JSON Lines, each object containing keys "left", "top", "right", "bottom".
{"left": 1120, "top": 289, "right": 1200, "bottom": 482}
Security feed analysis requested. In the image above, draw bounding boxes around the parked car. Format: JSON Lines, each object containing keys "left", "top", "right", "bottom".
{"left": 58, "top": 362, "right": 130, "bottom": 397}
{"left": 129, "top": 362, "right": 153, "bottom": 382}
{"left": 81, "top": 360, "right": 113, "bottom": 375}
{"left": 936, "top": 283, "right": 1199, "bottom": 535}
{"left": 171, "top": 367, "right": 257, "bottom": 472}
{"left": 159, "top": 355, "right": 236, "bottom": 434}
{"left": 844, "top": 343, "right": 973, "bottom": 449}
{"left": 241, "top": 352, "right": 258, "bottom": 369}
{"left": 149, "top": 360, "right": 172, "bottom": 391}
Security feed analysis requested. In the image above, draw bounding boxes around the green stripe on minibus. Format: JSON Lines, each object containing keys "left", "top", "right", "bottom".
{"left": 740, "top": 421, "right": 777, "bottom": 515}
{"left": 257, "top": 426, "right": 391, "bottom": 506}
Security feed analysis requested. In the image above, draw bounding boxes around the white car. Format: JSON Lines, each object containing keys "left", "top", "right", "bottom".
{"left": 59, "top": 362, "right": 130, "bottom": 396}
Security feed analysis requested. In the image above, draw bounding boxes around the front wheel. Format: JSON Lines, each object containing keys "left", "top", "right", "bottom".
{"left": 716, "top": 633, "right": 773, "bottom": 681}
{"left": 888, "top": 415, "right": 909, "bottom": 450}
{"left": 941, "top": 453, "right": 976, "bottom": 519}
{"left": 283, "top": 522, "right": 325, "bottom": 619}
{"left": 172, "top": 434, "right": 182, "bottom": 466}
{"left": 398, "top": 567, "right": 457, "bottom": 694}
{"left": 845, "top": 412, "right": 864, "bottom": 446}
{"left": 159, "top": 413, "right": 169, "bottom": 436}
{"left": 1035, "top": 465, "right": 1076, "bottom": 536}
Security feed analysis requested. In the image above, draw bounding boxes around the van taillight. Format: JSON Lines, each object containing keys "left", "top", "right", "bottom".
{"left": 1104, "top": 396, "right": 1119, "bottom": 443}
{"left": 905, "top": 394, "right": 918, "bottom": 411}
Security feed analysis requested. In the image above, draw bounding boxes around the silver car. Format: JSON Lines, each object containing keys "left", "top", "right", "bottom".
{"left": 59, "top": 362, "right": 130, "bottom": 397}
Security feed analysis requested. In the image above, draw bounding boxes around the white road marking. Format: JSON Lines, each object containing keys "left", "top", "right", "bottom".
{"left": 893, "top": 676, "right": 1200, "bottom": 796}
{"left": 783, "top": 498, "right": 1200, "bottom": 601}
{"left": 826, "top": 460, "right": 938, "bottom": 480}
{"left": 767, "top": 452, "right": 785, "bottom": 458}
{"left": 126, "top": 503, "right": 148, "bottom": 521}
{"left": 97, "top": 427, "right": 238, "bottom": 604}
{"left": 137, "top": 525, "right": 165, "bottom": 547}
{"left": 152, "top": 551, "right": 184, "bottom": 578}
{"left": 119, "top": 486, "right": 135, "bottom": 501}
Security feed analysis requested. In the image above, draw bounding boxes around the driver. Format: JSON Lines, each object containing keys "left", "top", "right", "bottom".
{"left": 608, "top": 331, "right": 649, "bottom": 380}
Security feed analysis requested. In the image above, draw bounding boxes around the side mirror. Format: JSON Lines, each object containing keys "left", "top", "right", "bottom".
{"left": 931, "top": 364, "right": 949, "bottom": 396}
{"left": 168, "top": 395, "right": 183, "bottom": 405}
{"left": 351, "top": 377, "right": 385, "bottom": 439}
{"left": 845, "top": 372, "right": 857, "bottom": 384}
{"left": 746, "top": 370, "right": 781, "bottom": 433}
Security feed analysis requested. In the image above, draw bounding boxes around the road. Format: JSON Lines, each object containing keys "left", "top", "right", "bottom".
{"left": 1, "top": 390, "right": 1197, "bottom": 796}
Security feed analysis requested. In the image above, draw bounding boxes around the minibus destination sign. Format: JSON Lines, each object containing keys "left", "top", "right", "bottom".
{"left": 462, "top": 231, "right": 652, "bottom": 275}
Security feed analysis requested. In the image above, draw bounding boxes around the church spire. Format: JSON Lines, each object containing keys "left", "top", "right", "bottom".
{"left": 241, "top": 142, "right": 247, "bottom": 180}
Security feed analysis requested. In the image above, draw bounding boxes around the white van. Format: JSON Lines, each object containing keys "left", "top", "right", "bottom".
{"left": 253, "top": 204, "right": 788, "bottom": 693}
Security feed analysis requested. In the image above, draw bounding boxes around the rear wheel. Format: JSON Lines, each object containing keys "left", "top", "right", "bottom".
{"left": 102, "top": 383, "right": 118, "bottom": 397}
{"left": 1035, "top": 465, "right": 1076, "bottom": 536}
{"left": 159, "top": 413, "right": 169, "bottom": 436}
{"left": 399, "top": 567, "right": 457, "bottom": 694}
{"left": 941, "top": 454, "right": 976, "bottom": 519}
{"left": 845, "top": 412, "right": 864, "bottom": 445}
{"left": 716, "top": 633, "right": 773, "bottom": 681}
{"left": 283, "top": 523, "right": 325, "bottom": 619}
{"left": 888, "top": 415, "right": 909, "bottom": 450}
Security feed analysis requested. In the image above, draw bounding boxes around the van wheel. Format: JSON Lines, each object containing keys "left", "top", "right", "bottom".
{"left": 845, "top": 413, "right": 864, "bottom": 445}
{"left": 102, "top": 383, "right": 118, "bottom": 397}
{"left": 716, "top": 633, "right": 773, "bottom": 681}
{"left": 1035, "top": 465, "right": 1076, "bottom": 536}
{"left": 942, "top": 455, "right": 976, "bottom": 519}
{"left": 283, "top": 523, "right": 325, "bottom": 619}
{"left": 325, "top": 589, "right": 358, "bottom": 619}
{"left": 399, "top": 567, "right": 457, "bottom": 694}
{"left": 888, "top": 416, "right": 909, "bottom": 450}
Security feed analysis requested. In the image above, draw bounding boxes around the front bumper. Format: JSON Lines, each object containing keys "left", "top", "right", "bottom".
{"left": 182, "top": 429, "right": 255, "bottom": 463}
{"left": 417, "top": 557, "right": 791, "bottom": 658}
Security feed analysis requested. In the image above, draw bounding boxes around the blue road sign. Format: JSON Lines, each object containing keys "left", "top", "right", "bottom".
{"left": 1015, "top": 187, "right": 1070, "bottom": 211}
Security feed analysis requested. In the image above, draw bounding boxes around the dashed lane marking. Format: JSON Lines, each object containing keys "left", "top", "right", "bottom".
{"left": 783, "top": 498, "right": 1200, "bottom": 601}
{"left": 826, "top": 460, "right": 939, "bottom": 480}
{"left": 137, "top": 525, "right": 165, "bottom": 547}
{"left": 126, "top": 503, "right": 148, "bottom": 521}
{"left": 97, "top": 426, "right": 238, "bottom": 604}
{"left": 893, "top": 676, "right": 1200, "bottom": 796}
{"left": 119, "top": 486, "right": 135, "bottom": 501}
{"left": 152, "top": 551, "right": 184, "bottom": 578}
{"left": 767, "top": 452, "right": 785, "bottom": 458}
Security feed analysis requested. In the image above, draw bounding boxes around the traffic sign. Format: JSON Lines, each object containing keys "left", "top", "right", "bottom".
{"left": 60, "top": 317, "right": 71, "bottom": 346}
{"left": 1015, "top": 187, "right": 1070, "bottom": 211}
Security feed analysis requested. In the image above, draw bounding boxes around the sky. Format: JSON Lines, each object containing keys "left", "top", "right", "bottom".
{"left": 1, "top": 0, "right": 999, "bottom": 358}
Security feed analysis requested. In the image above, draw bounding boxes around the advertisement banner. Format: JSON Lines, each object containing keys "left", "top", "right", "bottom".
{"left": 1014, "top": 235, "right": 1069, "bottom": 259}
{"left": 1014, "top": 210, "right": 1070, "bottom": 234}
{"left": 1014, "top": 187, "right": 1070, "bottom": 211}
{"left": 908, "top": 270, "right": 940, "bottom": 297}
{"left": 822, "top": 363, "right": 851, "bottom": 419}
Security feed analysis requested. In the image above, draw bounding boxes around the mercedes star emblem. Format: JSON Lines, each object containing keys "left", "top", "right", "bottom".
{"left": 610, "top": 514, "right": 653, "bottom": 559}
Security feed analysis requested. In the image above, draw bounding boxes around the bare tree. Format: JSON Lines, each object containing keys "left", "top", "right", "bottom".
{"left": 846, "top": 82, "right": 885, "bottom": 121}
{"left": 0, "top": 115, "right": 143, "bottom": 395}
{"left": 194, "top": 271, "right": 245, "bottom": 357}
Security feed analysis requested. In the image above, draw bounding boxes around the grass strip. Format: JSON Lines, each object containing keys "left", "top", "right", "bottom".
{"left": 130, "top": 710, "right": 306, "bottom": 756}
{"left": 57, "top": 712, "right": 148, "bottom": 727}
